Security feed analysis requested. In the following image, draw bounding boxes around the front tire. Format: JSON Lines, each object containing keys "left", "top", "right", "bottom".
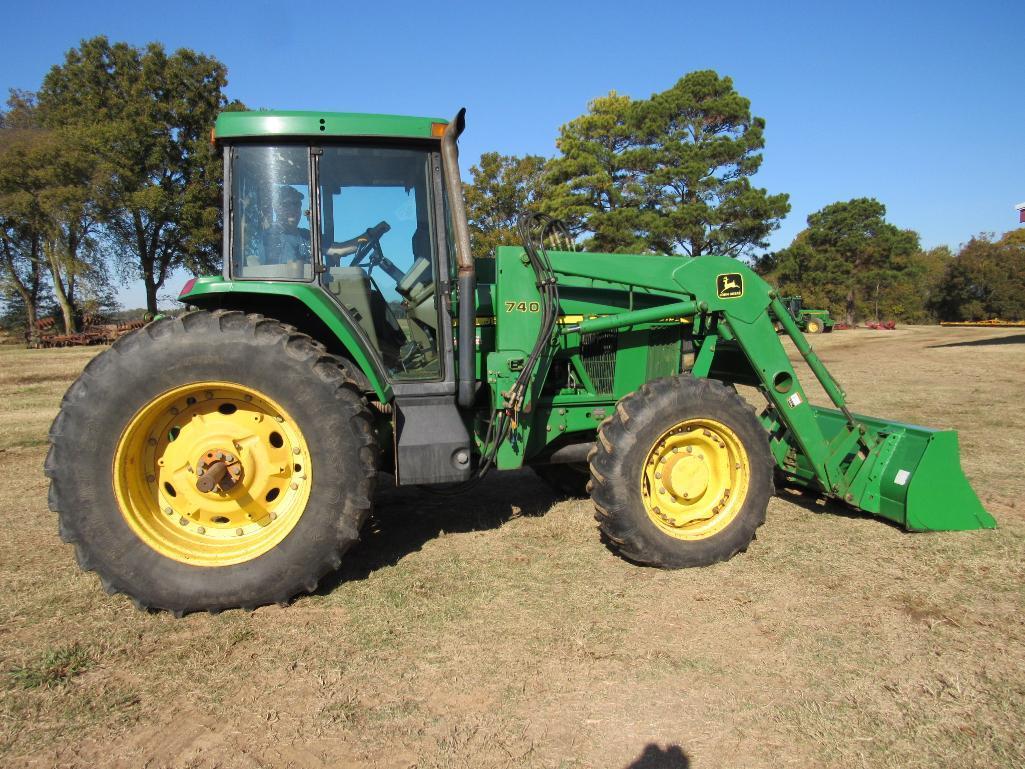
{"left": 805, "top": 319, "right": 823, "bottom": 334}
{"left": 589, "top": 376, "right": 773, "bottom": 568}
{"left": 46, "top": 310, "right": 377, "bottom": 615}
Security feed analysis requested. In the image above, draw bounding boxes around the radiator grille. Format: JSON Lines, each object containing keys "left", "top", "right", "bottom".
{"left": 580, "top": 331, "right": 617, "bottom": 394}
{"left": 646, "top": 325, "right": 683, "bottom": 380}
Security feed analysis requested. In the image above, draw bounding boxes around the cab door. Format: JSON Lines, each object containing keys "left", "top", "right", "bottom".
{"left": 313, "top": 143, "right": 471, "bottom": 484}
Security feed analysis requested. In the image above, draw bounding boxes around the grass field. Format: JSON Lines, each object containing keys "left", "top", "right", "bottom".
{"left": 1, "top": 326, "right": 1023, "bottom": 768}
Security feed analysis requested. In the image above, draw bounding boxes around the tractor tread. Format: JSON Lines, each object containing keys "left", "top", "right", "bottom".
{"left": 46, "top": 310, "right": 377, "bottom": 617}
{"left": 589, "top": 374, "right": 774, "bottom": 569}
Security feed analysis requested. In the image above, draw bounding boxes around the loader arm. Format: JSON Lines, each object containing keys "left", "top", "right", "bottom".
{"left": 538, "top": 251, "right": 994, "bottom": 533}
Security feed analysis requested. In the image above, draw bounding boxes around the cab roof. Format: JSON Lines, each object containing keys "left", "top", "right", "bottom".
{"left": 213, "top": 110, "right": 448, "bottom": 141}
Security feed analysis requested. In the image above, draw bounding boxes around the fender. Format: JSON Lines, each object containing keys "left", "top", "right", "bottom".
{"left": 180, "top": 276, "right": 392, "bottom": 402}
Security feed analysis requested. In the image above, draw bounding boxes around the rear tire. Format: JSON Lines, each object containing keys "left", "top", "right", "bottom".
{"left": 589, "top": 375, "right": 773, "bottom": 568}
{"left": 46, "top": 310, "right": 377, "bottom": 615}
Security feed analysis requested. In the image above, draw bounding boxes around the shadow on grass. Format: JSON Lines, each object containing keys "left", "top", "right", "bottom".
{"left": 775, "top": 483, "right": 907, "bottom": 531}
{"left": 624, "top": 743, "right": 690, "bottom": 768}
{"left": 928, "top": 333, "right": 1025, "bottom": 348}
{"left": 318, "top": 468, "right": 559, "bottom": 589}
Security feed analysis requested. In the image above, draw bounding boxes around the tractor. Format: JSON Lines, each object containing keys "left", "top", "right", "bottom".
{"left": 781, "top": 295, "right": 834, "bottom": 334}
{"left": 46, "top": 110, "right": 995, "bottom": 615}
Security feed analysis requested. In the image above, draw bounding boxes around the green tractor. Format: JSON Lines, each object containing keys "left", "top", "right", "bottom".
{"left": 781, "top": 295, "right": 834, "bottom": 334}
{"left": 46, "top": 110, "right": 995, "bottom": 615}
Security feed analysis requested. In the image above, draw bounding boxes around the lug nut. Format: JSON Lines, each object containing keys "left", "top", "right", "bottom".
{"left": 686, "top": 446, "right": 693, "bottom": 453}
{"left": 235, "top": 528, "right": 244, "bottom": 536}
{"left": 178, "top": 517, "right": 188, "bottom": 526}
{"left": 146, "top": 474, "right": 155, "bottom": 483}
{"left": 293, "top": 447, "right": 301, "bottom": 455}
{"left": 196, "top": 526, "right": 206, "bottom": 534}
{"left": 290, "top": 482, "right": 298, "bottom": 490}
{"left": 164, "top": 507, "right": 173, "bottom": 515}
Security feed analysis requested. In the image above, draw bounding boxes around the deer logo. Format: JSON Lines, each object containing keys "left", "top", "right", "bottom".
{"left": 717, "top": 273, "right": 744, "bottom": 298}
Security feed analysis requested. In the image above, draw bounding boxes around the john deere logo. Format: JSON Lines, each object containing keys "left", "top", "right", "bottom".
{"left": 717, "top": 273, "right": 743, "bottom": 299}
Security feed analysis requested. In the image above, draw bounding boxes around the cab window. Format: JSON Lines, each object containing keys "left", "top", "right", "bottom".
{"left": 318, "top": 146, "right": 440, "bottom": 381}
{"left": 230, "top": 145, "right": 313, "bottom": 280}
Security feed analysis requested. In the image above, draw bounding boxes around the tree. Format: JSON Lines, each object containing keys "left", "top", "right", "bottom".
{"left": 0, "top": 96, "right": 107, "bottom": 335}
{"left": 770, "top": 198, "right": 919, "bottom": 325}
{"left": 544, "top": 91, "right": 649, "bottom": 253}
{"left": 464, "top": 152, "right": 549, "bottom": 258}
{"left": 884, "top": 246, "right": 952, "bottom": 323}
{"left": 36, "top": 37, "right": 237, "bottom": 314}
{"left": 934, "top": 232, "right": 1025, "bottom": 321}
{"left": 545, "top": 72, "right": 790, "bottom": 257}
{"left": 0, "top": 93, "right": 49, "bottom": 345}
{"left": 0, "top": 219, "right": 48, "bottom": 345}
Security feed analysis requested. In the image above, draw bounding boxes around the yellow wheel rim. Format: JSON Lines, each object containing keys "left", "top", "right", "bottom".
{"left": 807, "top": 320, "right": 820, "bottom": 333}
{"left": 640, "top": 418, "right": 750, "bottom": 540}
{"left": 113, "top": 382, "right": 312, "bottom": 567}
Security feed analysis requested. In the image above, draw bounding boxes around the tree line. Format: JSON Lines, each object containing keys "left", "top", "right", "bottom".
{"left": 0, "top": 36, "right": 239, "bottom": 344}
{"left": 465, "top": 74, "right": 1024, "bottom": 324}
{"left": 3, "top": 44, "right": 1022, "bottom": 344}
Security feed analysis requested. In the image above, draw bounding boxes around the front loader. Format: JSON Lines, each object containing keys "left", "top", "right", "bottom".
{"left": 46, "top": 109, "right": 995, "bottom": 615}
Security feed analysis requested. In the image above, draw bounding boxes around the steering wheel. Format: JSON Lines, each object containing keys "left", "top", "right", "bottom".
{"left": 325, "top": 221, "right": 391, "bottom": 269}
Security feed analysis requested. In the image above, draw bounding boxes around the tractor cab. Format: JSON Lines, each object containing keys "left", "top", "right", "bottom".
{"left": 207, "top": 111, "right": 476, "bottom": 486}
{"left": 225, "top": 121, "right": 449, "bottom": 381}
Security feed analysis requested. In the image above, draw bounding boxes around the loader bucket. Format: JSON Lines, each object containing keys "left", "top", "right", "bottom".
{"left": 808, "top": 407, "right": 996, "bottom": 532}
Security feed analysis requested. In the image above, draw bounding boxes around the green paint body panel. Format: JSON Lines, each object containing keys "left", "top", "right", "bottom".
{"left": 214, "top": 111, "right": 446, "bottom": 141}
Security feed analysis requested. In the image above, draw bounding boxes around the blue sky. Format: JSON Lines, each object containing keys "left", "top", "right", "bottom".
{"left": 2, "top": 0, "right": 1022, "bottom": 308}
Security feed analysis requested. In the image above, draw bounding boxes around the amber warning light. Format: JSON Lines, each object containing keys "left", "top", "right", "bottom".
{"left": 431, "top": 122, "right": 446, "bottom": 138}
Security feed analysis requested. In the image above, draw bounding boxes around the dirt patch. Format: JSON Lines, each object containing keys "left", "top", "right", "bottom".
{"left": 1, "top": 326, "right": 1023, "bottom": 768}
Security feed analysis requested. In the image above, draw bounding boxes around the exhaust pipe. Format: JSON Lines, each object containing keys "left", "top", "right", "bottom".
{"left": 441, "top": 108, "right": 477, "bottom": 408}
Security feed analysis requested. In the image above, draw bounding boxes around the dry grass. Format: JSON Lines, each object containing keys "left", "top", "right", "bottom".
{"left": 1, "top": 327, "right": 1023, "bottom": 768}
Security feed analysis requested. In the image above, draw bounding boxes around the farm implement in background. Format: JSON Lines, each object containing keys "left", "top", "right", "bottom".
{"left": 780, "top": 295, "right": 834, "bottom": 334}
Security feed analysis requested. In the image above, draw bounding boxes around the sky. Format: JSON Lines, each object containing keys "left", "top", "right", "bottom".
{"left": 2, "top": 0, "right": 1023, "bottom": 309}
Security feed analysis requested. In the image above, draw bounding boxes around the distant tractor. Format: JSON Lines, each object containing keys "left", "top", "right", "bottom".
{"left": 781, "top": 295, "right": 834, "bottom": 334}
{"left": 46, "top": 109, "right": 994, "bottom": 615}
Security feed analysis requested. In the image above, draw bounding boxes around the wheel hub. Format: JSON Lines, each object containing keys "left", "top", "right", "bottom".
{"left": 641, "top": 418, "right": 750, "bottom": 540}
{"left": 113, "top": 382, "right": 313, "bottom": 566}
{"left": 195, "top": 448, "right": 244, "bottom": 493}
{"left": 663, "top": 454, "right": 709, "bottom": 500}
